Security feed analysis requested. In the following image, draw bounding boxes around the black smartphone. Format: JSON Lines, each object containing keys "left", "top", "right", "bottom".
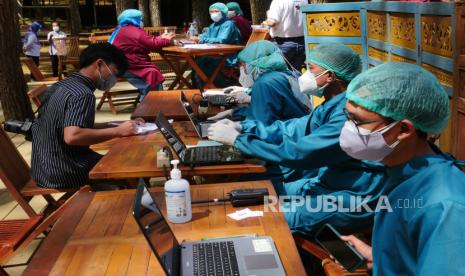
{"left": 315, "top": 224, "right": 365, "bottom": 272}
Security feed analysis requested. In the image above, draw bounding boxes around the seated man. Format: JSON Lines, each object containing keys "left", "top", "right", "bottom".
{"left": 31, "top": 43, "right": 143, "bottom": 189}
{"left": 208, "top": 40, "right": 310, "bottom": 126}
{"left": 109, "top": 9, "right": 174, "bottom": 101}
{"left": 340, "top": 62, "right": 465, "bottom": 274}
{"left": 208, "top": 44, "right": 387, "bottom": 234}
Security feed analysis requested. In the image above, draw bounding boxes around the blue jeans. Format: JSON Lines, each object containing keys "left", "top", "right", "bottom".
{"left": 275, "top": 38, "right": 306, "bottom": 71}
{"left": 122, "top": 72, "right": 163, "bottom": 102}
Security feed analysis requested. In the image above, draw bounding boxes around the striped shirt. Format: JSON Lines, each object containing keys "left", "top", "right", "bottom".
{"left": 31, "top": 73, "right": 102, "bottom": 188}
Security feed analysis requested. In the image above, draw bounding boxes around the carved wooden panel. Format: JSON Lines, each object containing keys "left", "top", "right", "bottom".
{"left": 422, "top": 63, "right": 454, "bottom": 88}
{"left": 390, "top": 54, "right": 416, "bottom": 64}
{"left": 308, "top": 44, "right": 362, "bottom": 55}
{"left": 456, "top": 110, "right": 465, "bottom": 160}
{"left": 421, "top": 15, "right": 453, "bottom": 58}
{"left": 368, "top": 11, "right": 387, "bottom": 42}
{"left": 368, "top": 47, "right": 389, "bottom": 62}
{"left": 306, "top": 12, "right": 361, "bottom": 36}
{"left": 390, "top": 13, "right": 416, "bottom": 50}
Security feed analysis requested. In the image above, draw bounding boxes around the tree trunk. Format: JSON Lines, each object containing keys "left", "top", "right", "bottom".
{"left": 149, "top": 0, "right": 161, "bottom": 26}
{"left": 115, "top": 0, "right": 133, "bottom": 17}
{"left": 69, "top": 0, "right": 81, "bottom": 35}
{"left": 0, "top": 0, "right": 34, "bottom": 120}
{"left": 191, "top": 0, "right": 209, "bottom": 30}
{"left": 138, "top": 0, "right": 150, "bottom": 27}
{"left": 250, "top": 0, "right": 272, "bottom": 24}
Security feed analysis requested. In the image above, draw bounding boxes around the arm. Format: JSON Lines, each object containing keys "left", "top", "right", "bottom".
{"left": 410, "top": 201, "right": 465, "bottom": 275}
{"left": 24, "top": 34, "right": 35, "bottom": 50}
{"left": 138, "top": 30, "right": 172, "bottom": 52}
{"left": 64, "top": 121, "right": 136, "bottom": 146}
{"left": 264, "top": 0, "right": 281, "bottom": 26}
{"left": 201, "top": 22, "right": 237, "bottom": 44}
{"left": 234, "top": 109, "right": 349, "bottom": 170}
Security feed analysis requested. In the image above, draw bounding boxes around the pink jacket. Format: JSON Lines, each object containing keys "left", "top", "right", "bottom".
{"left": 112, "top": 25, "right": 171, "bottom": 88}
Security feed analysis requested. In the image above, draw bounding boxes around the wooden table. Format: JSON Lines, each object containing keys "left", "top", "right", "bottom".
{"left": 23, "top": 181, "right": 306, "bottom": 276}
{"left": 89, "top": 121, "right": 266, "bottom": 179}
{"left": 159, "top": 44, "right": 244, "bottom": 89}
{"left": 130, "top": 89, "right": 222, "bottom": 121}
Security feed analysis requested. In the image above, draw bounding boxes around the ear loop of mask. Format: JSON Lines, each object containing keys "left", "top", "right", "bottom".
{"left": 375, "top": 121, "right": 401, "bottom": 148}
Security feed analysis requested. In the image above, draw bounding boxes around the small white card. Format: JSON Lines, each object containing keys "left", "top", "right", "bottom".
{"left": 252, "top": 239, "right": 273, "bottom": 253}
{"left": 227, "top": 208, "right": 263, "bottom": 221}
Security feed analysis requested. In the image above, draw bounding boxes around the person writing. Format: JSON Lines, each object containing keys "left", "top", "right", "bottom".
{"left": 31, "top": 43, "right": 144, "bottom": 189}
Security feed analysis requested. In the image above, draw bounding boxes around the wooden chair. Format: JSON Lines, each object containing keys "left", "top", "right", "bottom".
{"left": 27, "top": 84, "right": 48, "bottom": 109}
{"left": 0, "top": 126, "right": 80, "bottom": 230}
{"left": 246, "top": 28, "right": 271, "bottom": 46}
{"left": 53, "top": 36, "right": 80, "bottom": 79}
{"left": 144, "top": 26, "right": 177, "bottom": 36}
{"left": 20, "top": 57, "right": 58, "bottom": 83}
{"left": 293, "top": 233, "right": 369, "bottom": 276}
{"left": 0, "top": 187, "right": 88, "bottom": 271}
{"left": 88, "top": 35, "right": 110, "bottom": 44}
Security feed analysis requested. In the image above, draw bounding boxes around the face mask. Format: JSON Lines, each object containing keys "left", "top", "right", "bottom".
{"left": 288, "top": 76, "right": 312, "bottom": 109}
{"left": 239, "top": 65, "right": 256, "bottom": 88}
{"left": 95, "top": 61, "right": 117, "bottom": 91}
{"left": 339, "top": 120, "right": 401, "bottom": 162}
{"left": 52, "top": 26, "right": 60, "bottom": 32}
{"left": 210, "top": 12, "right": 223, "bottom": 22}
{"left": 298, "top": 70, "right": 329, "bottom": 97}
{"left": 227, "top": 11, "right": 236, "bottom": 18}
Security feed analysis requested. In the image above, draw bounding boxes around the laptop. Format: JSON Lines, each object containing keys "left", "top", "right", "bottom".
{"left": 132, "top": 183, "right": 286, "bottom": 276}
{"left": 155, "top": 112, "right": 244, "bottom": 166}
{"left": 179, "top": 91, "right": 214, "bottom": 138}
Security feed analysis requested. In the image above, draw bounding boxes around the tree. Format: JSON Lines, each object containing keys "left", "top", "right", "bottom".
{"left": 192, "top": 0, "right": 209, "bottom": 30}
{"left": 69, "top": 0, "right": 82, "bottom": 35}
{"left": 138, "top": 0, "right": 150, "bottom": 27}
{"left": 0, "top": 0, "right": 34, "bottom": 121}
{"left": 149, "top": 0, "right": 161, "bottom": 26}
{"left": 250, "top": 0, "right": 272, "bottom": 24}
{"left": 115, "top": 0, "right": 133, "bottom": 17}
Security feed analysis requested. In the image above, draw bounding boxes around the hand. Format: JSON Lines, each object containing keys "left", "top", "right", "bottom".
{"left": 340, "top": 235, "right": 373, "bottom": 270}
{"left": 208, "top": 109, "right": 233, "bottom": 121}
{"left": 230, "top": 91, "right": 251, "bottom": 104}
{"left": 190, "top": 36, "right": 200, "bottom": 43}
{"left": 133, "top": 117, "right": 145, "bottom": 125}
{"left": 116, "top": 121, "right": 137, "bottom": 137}
{"left": 223, "top": 86, "right": 245, "bottom": 94}
{"left": 216, "top": 119, "right": 242, "bottom": 131}
{"left": 161, "top": 32, "right": 175, "bottom": 41}
{"left": 207, "top": 123, "right": 240, "bottom": 145}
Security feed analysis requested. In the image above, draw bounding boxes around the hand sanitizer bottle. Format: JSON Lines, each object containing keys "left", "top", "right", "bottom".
{"left": 164, "top": 160, "right": 192, "bottom": 223}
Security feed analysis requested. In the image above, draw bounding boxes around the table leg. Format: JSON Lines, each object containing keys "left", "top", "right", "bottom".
{"left": 159, "top": 53, "right": 192, "bottom": 89}
{"left": 185, "top": 55, "right": 227, "bottom": 89}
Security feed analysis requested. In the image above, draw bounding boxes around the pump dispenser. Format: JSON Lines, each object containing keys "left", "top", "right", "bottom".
{"left": 164, "top": 160, "right": 192, "bottom": 223}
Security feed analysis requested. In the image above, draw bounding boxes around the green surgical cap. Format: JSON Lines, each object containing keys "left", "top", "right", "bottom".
{"left": 309, "top": 43, "right": 361, "bottom": 82}
{"left": 346, "top": 62, "right": 450, "bottom": 134}
{"left": 209, "top": 3, "right": 228, "bottom": 15}
{"left": 238, "top": 40, "right": 288, "bottom": 72}
{"left": 226, "top": 2, "right": 243, "bottom": 16}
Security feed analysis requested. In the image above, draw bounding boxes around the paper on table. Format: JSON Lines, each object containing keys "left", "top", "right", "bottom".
{"left": 203, "top": 89, "right": 225, "bottom": 96}
{"left": 183, "top": 44, "right": 218, "bottom": 49}
{"left": 109, "top": 120, "right": 173, "bottom": 135}
{"left": 227, "top": 208, "right": 263, "bottom": 221}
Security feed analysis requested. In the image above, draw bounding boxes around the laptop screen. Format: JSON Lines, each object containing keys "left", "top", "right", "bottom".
{"left": 155, "top": 112, "right": 186, "bottom": 159}
{"left": 133, "top": 184, "right": 181, "bottom": 276}
{"left": 180, "top": 91, "right": 202, "bottom": 137}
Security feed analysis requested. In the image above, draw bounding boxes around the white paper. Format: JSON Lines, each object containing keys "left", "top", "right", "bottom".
{"left": 203, "top": 89, "right": 225, "bottom": 96}
{"left": 183, "top": 44, "right": 217, "bottom": 49}
{"left": 227, "top": 208, "right": 263, "bottom": 221}
{"left": 136, "top": 123, "right": 158, "bottom": 135}
{"left": 252, "top": 239, "right": 273, "bottom": 253}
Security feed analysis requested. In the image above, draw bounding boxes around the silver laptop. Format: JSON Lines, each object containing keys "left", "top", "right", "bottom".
{"left": 179, "top": 91, "right": 214, "bottom": 138}
{"left": 132, "top": 183, "right": 286, "bottom": 276}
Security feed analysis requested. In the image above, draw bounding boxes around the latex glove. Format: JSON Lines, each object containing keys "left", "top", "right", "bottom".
{"left": 230, "top": 91, "right": 251, "bottom": 104}
{"left": 207, "top": 123, "right": 240, "bottom": 146}
{"left": 207, "top": 109, "right": 233, "bottom": 121}
{"left": 216, "top": 119, "right": 243, "bottom": 132}
{"left": 223, "top": 86, "right": 245, "bottom": 94}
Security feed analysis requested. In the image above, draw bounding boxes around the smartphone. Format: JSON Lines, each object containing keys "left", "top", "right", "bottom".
{"left": 315, "top": 224, "right": 365, "bottom": 272}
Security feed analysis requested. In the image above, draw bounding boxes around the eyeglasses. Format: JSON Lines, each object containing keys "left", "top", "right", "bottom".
{"left": 343, "top": 108, "right": 385, "bottom": 135}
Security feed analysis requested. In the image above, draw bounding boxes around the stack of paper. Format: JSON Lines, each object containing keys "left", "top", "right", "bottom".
{"left": 227, "top": 208, "right": 263, "bottom": 221}
{"left": 203, "top": 89, "right": 225, "bottom": 96}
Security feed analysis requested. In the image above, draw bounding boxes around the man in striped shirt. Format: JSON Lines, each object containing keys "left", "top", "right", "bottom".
{"left": 31, "top": 43, "right": 141, "bottom": 189}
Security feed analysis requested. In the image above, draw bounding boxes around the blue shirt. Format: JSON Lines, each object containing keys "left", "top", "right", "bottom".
{"left": 232, "top": 71, "right": 309, "bottom": 126}
{"left": 372, "top": 150, "right": 465, "bottom": 275}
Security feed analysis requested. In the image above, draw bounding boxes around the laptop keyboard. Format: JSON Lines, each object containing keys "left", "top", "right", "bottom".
{"left": 189, "top": 146, "right": 221, "bottom": 163}
{"left": 193, "top": 241, "right": 240, "bottom": 276}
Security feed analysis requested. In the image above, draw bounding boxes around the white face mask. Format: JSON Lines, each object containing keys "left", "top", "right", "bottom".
{"left": 227, "top": 11, "right": 236, "bottom": 18}
{"left": 52, "top": 26, "right": 60, "bottom": 32}
{"left": 239, "top": 65, "right": 256, "bottom": 88}
{"left": 339, "top": 120, "right": 400, "bottom": 162}
{"left": 298, "top": 69, "right": 329, "bottom": 97}
{"left": 210, "top": 12, "right": 223, "bottom": 22}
